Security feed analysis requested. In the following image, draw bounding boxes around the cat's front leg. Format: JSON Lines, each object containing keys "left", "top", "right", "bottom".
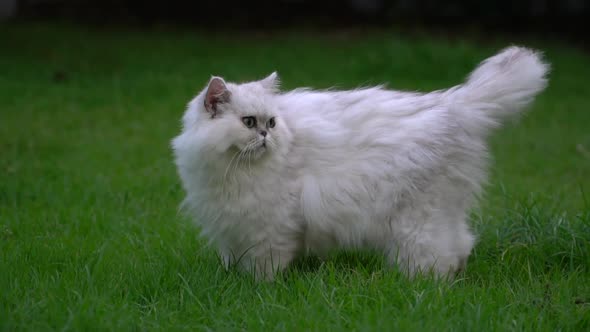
{"left": 218, "top": 248, "right": 234, "bottom": 271}
{"left": 241, "top": 247, "right": 297, "bottom": 281}
{"left": 383, "top": 217, "right": 475, "bottom": 279}
{"left": 219, "top": 241, "right": 298, "bottom": 281}
{"left": 218, "top": 217, "right": 303, "bottom": 281}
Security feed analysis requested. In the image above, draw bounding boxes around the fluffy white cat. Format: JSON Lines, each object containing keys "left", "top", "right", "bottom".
{"left": 172, "top": 46, "right": 549, "bottom": 280}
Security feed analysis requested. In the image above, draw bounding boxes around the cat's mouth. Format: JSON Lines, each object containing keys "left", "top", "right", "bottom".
{"left": 242, "top": 140, "right": 268, "bottom": 157}
{"left": 254, "top": 139, "right": 267, "bottom": 151}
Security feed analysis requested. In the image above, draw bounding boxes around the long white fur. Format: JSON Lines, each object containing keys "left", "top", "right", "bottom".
{"left": 172, "top": 46, "right": 549, "bottom": 280}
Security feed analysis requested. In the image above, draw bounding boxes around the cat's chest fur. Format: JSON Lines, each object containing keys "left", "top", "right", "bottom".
{"left": 187, "top": 158, "right": 299, "bottom": 246}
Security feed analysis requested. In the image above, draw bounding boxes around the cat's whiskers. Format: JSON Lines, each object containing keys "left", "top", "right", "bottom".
{"left": 266, "top": 138, "right": 278, "bottom": 151}
{"left": 232, "top": 144, "right": 250, "bottom": 180}
{"left": 246, "top": 143, "right": 255, "bottom": 175}
{"left": 222, "top": 147, "right": 244, "bottom": 189}
{"left": 245, "top": 139, "right": 260, "bottom": 175}
{"left": 222, "top": 139, "right": 256, "bottom": 189}
{"left": 224, "top": 139, "right": 258, "bottom": 188}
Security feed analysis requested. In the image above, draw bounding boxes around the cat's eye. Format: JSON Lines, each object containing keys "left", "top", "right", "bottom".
{"left": 267, "top": 117, "right": 276, "bottom": 128}
{"left": 242, "top": 116, "right": 256, "bottom": 128}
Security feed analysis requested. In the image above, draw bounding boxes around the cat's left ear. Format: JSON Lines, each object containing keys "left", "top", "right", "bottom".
{"left": 260, "top": 71, "right": 280, "bottom": 92}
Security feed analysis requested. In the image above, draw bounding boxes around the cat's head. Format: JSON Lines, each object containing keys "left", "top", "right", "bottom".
{"left": 178, "top": 72, "right": 290, "bottom": 163}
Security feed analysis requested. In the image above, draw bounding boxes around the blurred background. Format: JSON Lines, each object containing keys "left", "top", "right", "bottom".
{"left": 2, "top": 0, "right": 589, "bottom": 42}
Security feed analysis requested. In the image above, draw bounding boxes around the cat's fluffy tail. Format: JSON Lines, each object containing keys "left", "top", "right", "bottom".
{"left": 448, "top": 46, "right": 549, "bottom": 136}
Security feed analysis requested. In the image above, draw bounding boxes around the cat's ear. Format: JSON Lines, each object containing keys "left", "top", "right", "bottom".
{"left": 204, "top": 76, "right": 231, "bottom": 117}
{"left": 260, "top": 71, "right": 280, "bottom": 92}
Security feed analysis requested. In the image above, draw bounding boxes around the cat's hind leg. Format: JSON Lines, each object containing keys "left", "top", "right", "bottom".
{"left": 384, "top": 214, "right": 475, "bottom": 278}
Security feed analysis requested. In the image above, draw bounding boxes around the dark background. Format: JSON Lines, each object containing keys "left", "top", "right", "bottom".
{"left": 2, "top": 0, "right": 589, "bottom": 43}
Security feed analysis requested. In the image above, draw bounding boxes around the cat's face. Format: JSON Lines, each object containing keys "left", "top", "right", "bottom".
{"left": 183, "top": 72, "right": 286, "bottom": 161}
{"left": 232, "top": 113, "right": 277, "bottom": 159}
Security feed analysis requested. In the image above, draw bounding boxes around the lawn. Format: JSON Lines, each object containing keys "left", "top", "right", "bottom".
{"left": 1, "top": 23, "right": 590, "bottom": 331}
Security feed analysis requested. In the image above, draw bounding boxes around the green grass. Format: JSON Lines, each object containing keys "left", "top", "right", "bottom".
{"left": 1, "top": 22, "right": 590, "bottom": 331}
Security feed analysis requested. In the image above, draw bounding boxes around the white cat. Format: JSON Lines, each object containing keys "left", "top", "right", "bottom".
{"left": 172, "top": 46, "right": 549, "bottom": 280}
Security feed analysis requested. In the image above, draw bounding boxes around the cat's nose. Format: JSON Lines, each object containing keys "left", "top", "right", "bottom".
{"left": 260, "top": 130, "right": 267, "bottom": 137}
